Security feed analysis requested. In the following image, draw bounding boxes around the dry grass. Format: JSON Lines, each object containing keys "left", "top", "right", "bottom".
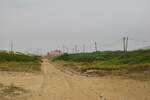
{"left": 54, "top": 61, "right": 150, "bottom": 80}
{"left": 0, "top": 62, "right": 41, "bottom": 72}
{"left": 53, "top": 49, "right": 150, "bottom": 80}
{"left": 0, "top": 51, "right": 42, "bottom": 72}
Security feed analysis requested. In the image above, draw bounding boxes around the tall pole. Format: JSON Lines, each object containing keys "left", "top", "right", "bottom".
{"left": 95, "top": 42, "right": 98, "bottom": 52}
{"left": 126, "top": 36, "right": 128, "bottom": 52}
{"left": 123, "top": 37, "right": 126, "bottom": 52}
{"left": 11, "top": 41, "right": 13, "bottom": 53}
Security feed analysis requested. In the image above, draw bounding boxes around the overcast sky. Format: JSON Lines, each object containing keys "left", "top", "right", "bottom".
{"left": 0, "top": 0, "right": 150, "bottom": 54}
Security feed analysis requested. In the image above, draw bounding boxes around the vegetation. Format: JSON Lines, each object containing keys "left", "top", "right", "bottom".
{"left": 54, "top": 49, "right": 150, "bottom": 64}
{"left": 0, "top": 51, "right": 42, "bottom": 72}
{"left": 53, "top": 49, "right": 150, "bottom": 80}
{"left": 0, "top": 51, "right": 41, "bottom": 62}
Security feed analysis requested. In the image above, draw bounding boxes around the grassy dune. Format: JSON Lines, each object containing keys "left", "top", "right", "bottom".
{"left": 0, "top": 51, "right": 42, "bottom": 72}
{"left": 53, "top": 49, "right": 150, "bottom": 80}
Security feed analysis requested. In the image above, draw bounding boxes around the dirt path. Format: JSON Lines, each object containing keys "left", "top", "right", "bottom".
{"left": 0, "top": 59, "right": 150, "bottom": 100}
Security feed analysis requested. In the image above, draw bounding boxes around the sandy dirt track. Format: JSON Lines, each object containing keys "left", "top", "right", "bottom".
{"left": 0, "top": 59, "right": 150, "bottom": 100}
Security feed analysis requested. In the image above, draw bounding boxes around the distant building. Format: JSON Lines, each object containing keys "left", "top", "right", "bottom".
{"left": 47, "top": 50, "right": 64, "bottom": 57}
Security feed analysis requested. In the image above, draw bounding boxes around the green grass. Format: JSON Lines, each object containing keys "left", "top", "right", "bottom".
{"left": 0, "top": 51, "right": 41, "bottom": 62}
{"left": 53, "top": 49, "right": 150, "bottom": 80}
{"left": 54, "top": 49, "right": 150, "bottom": 65}
{"left": 0, "top": 51, "right": 42, "bottom": 72}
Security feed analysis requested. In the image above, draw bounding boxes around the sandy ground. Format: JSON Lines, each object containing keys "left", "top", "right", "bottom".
{"left": 0, "top": 59, "right": 150, "bottom": 100}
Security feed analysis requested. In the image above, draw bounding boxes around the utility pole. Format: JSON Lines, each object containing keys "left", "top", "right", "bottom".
{"left": 123, "top": 37, "right": 126, "bottom": 52}
{"left": 123, "top": 36, "right": 129, "bottom": 53}
{"left": 10, "top": 41, "right": 14, "bottom": 54}
{"left": 11, "top": 42, "right": 13, "bottom": 52}
{"left": 126, "top": 36, "right": 128, "bottom": 52}
{"left": 94, "top": 42, "right": 98, "bottom": 52}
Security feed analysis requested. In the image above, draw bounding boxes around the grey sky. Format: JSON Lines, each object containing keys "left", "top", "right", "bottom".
{"left": 0, "top": 0, "right": 150, "bottom": 54}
